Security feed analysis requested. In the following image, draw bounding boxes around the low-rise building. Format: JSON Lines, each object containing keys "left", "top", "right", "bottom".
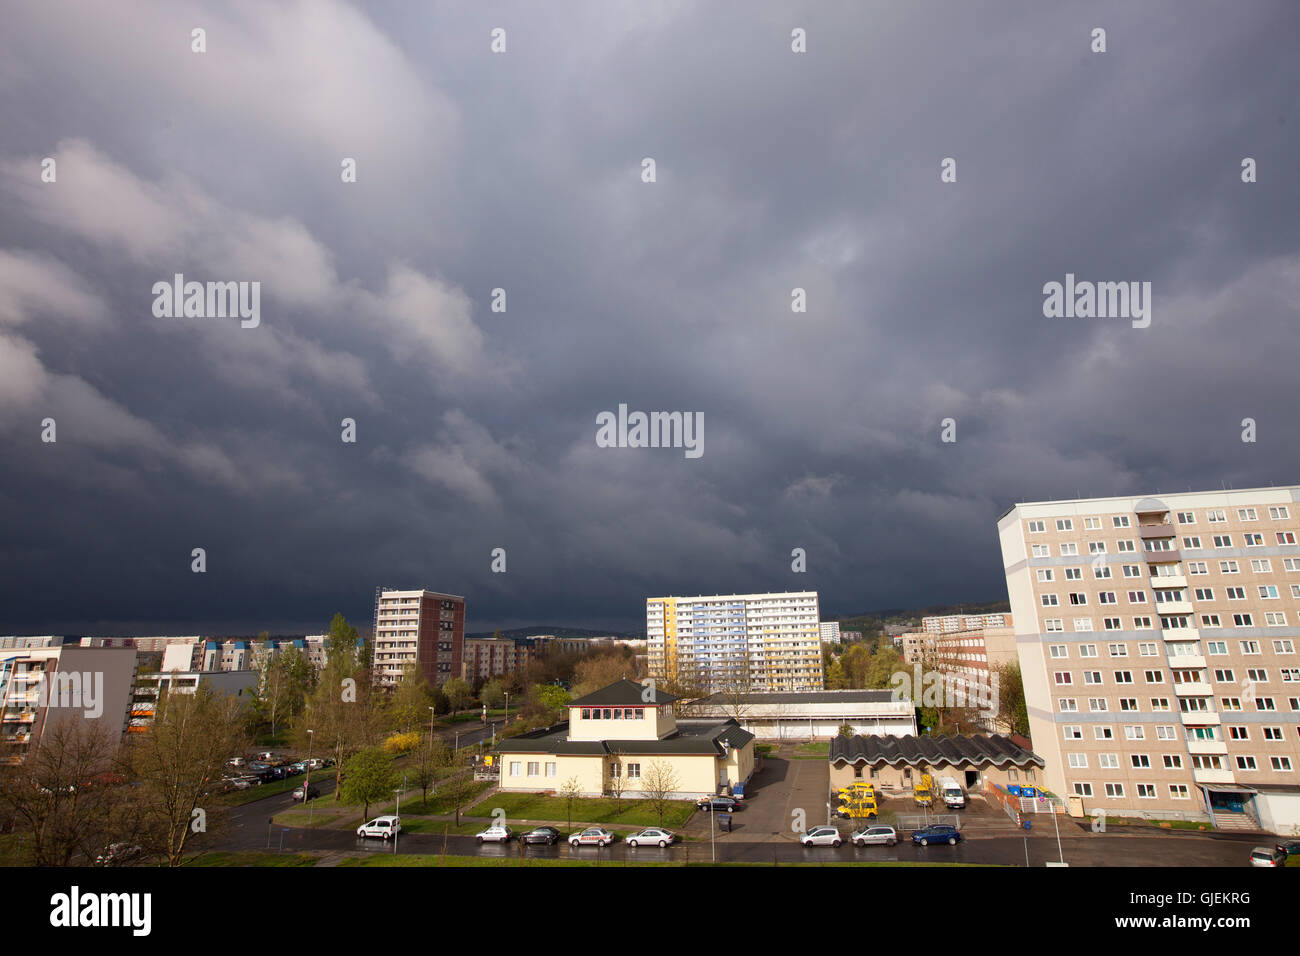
{"left": 829, "top": 733, "right": 1045, "bottom": 794}
{"left": 496, "top": 679, "right": 755, "bottom": 798}
{"left": 688, "top": 689, "right": 917, "bottom": 739}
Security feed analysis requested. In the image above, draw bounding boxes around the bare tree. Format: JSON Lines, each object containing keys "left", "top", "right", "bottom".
{"left": 124, "top": 686, "right": 247, "bottom": 866}
{"left": 559, "top": 775, "right": 583, "bottom": 831}
{"left": 0, "top": 720, "right": 125, "bottom": 866}
{"left": 641, "top": 760, "right": 680, "bottom": 827}
{"left": 605, "top": 750, "right": 627, "bottom": 814}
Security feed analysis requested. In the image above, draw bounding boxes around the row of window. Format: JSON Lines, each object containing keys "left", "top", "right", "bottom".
{"left": 580, "top": 707, "right": 647, "bottom": 720}
{"left": 1068, "top": 752, "right": 1293, "bottom": 772}
{"left": 1048, "top": 640, "right": 1295, "bottom": 658}
{"left": 505, "top": 761, "right": 647, "bottom": 779}
{"left": 1029, "top": 507, "right": 1292, "bottom": 535}
{"left": 1053, "top": 668, "right": 1299, "bottom": 685}
{"left": 1057, "top": 696, "right": 1299, "bottom": 712}
{"left": 1044, "top": 611, "right": 1298, "bottom": 630}
{"left": 1064, "top": 724, "right": 1288, "bottom": 742}
{"left": 1030, "top": 537, "right": 1299, "bottom": 559}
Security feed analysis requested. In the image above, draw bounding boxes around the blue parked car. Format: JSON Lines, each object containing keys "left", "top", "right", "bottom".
{"left": 912, "top": 824, "right": 962, "bottom": 846}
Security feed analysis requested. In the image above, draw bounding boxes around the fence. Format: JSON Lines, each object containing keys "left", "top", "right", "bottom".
{"left": 984, "top": 780, "right": 1064, "bottom": 825}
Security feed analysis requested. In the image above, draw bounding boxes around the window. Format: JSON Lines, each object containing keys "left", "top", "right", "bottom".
{"left": 627, "top": 763, "right": 640, "bottom": 778}
{"left": 1104, "top": 617, "right": 1122, "bottom": 630}
{"left": 1271, "top": 757, "right": 1293, "bottom": 772}
{"left": 1094, "top": 726, "right": 1114, "bottom": 740}
{"left": 1195, "top": 588, "right": 1214, "bottom": 601}
{"left": 1207, "top": 641, "right": 1228, "bottom": 655}
{"left": 1098, "top": 753, "right": 1119, "bottom": 769}
{"left": 1176, "top": 511, "right": 1195, "bottom": 524}
{"left": 1125, "top": 727, "right": 1146, "bottom": 742}
{"left": 1251, "top": 558, "right": 1272, "bottom": 573}
{"left": 1188, "top": 561, "right": 1209, "bottom": 575}
{"left": 1233, "top": 614, "right": 1254, "bottom": 628}
{"left": 1045, "top": 618, "right": 1063, "bottom": 632}
{"left": 1133, "top": 616, "right": 1154, "bottom": 629}
{"left": 1063, "top": 725, "right": 1082, "bottom": 739}
{"left": 1113, "top": 515, "right": 1132, "bottom": 527}
{"left": 1099, "top": 591, "right": 1117, "bottom": 603}
{"left": 1201, "top": 614, "right": 1222, "bottom": 627}
{"left": 1278, "top": 532, "right": 1297, "bottom": 545}
{"left": 1105, "top": 783, "right": 1125, "bottom": 799}
{"left": 1074, "top": 782, "right": 1093, "bottom": 797}
{"left": 1056, "top": 519, "right": 1074, "bottom": 532}
{"left": 1082, "top": 670, "right": 1102, "bottom": 684}
{"left": 1049, "top": 644, "right": 1068, "bottom": 658}
{"left": 1274, "top": 639, "right": 1295, "bottom": 654}
{"left": 1266, "top": 612, "right": 1287, "bottom": 627}
{"left": 1054, "top": 672, "right": 1073, "bottom": 686}
{"left": 1213, "top": 535, "right": 1232, "bottom": 549}
{"left": 1226, "top": 586, "right": 1246, "bottom": 600}
{"left": 1220, "top": 560, "right": 1239, "bottom": 574}
{"left": 1041, "top": 593, "right": 1059, "bottom": 607}
{"left": 1238, "top": 507, "right": 1258, "bottom": 521}
{"left": 1079, "top": 644, "right": 1098, "bottom": 657}
{"left": 1069, "top": 593, "right": 1087, "bottom": 605}
{"left": 1119, "top": 698, "right": 1139, "bottom": 711}
{"left": 1144, "top": 670, "right": 1164, "bottom": 683}
{"left": 527, "top": 762, "right": 539, "bottom": 775}
{"left": 1244, "top": 533, "right": 1264, "bottom": 547}
{"left": 1132, "top": 755, "right": 1151, "bottom": 769}
{"left": 1089, "top": 541, "right": 1107, "bottom": 554}
{"left": 1183, "top": 537, "right": 1202, "bottom": 550}
{"left": 1150, "top": 697, "right": 1171, "bottom": 711}
{"left": 1269, "top": 506, "right": 1290, "bottom": 520}
{"left": 1068, "top": 753, "right": 1088, "bottom": 768}
{"left": 1123, "top": 564, "right": 1142, "bottom": 578}
{"left": 1060, "top": 543, "right": 1079, "bottom": 556}
{"left": 1208, "top": 509, "right": 1226, "bottom": 523}
{"left": 1170, "top": 784, "right": 1190, "bottom": 799}
{"left": 1128, "top": 591, "right": 1147, "bottom": 604}
{"left": 510, "top": 761, "right": 521, "bottom": 777}
{"left": 1094, "top": 565, "right": 1113, "bottom": 580}
{"left": 1240, "top": 640, "right": 1261, "bottom": 655}
{"left": 1263, "top": 726, "right": 1283, "bottom": 741}
{"left": 1027, "top": 520, "right": 1046, "bottom": 533}
{"left": 1259, "top": 585, "right": 1280, "bottom": 600}
{"left": 1215, "top": 668, "right": 1236, "bottom": 683}
{"left": 1118, "top": 540, "right": 1136, "bottom": 553}
{"left": 1138, "top": 642, "right": 1159, "bottom": 656}
{"left": 1163, "top": 754, "right": 1183, "bottom": 769}
{"left": 546, "top": 762, "right": 557, "bottom": 777}
{"left": 1074, "top": 618, "right": 1093, "bottom": 632}
{"left": 1036, "top": 568, "right": 1054, "bottom": 582}
{"left": 1064, "top": 567, "right": 1082, "bottom": 580}
{"left": 1089, "top": 698, "right": 1108, "bottom": 712}
{"left": 1032, "top": 544, "right": 1050, "bottom": 558}
{"left": 1108, "top": 643, "right": 1129, "bottom": 658}
{"left": 1058, "top": 698, "right": 1078, "bottom": 712}
{"left": 1085, "top": 517, "right": 1101, "bottom": 530}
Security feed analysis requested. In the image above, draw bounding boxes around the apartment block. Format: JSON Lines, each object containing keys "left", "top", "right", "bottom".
{"left": 820, "top": 621, "right": 842, "bottom": 644}
{"left": 923, "top": 612, "right": 1013, "bottom": 634}
{"left": 372, "top": 588, "right": 466, "bottom": 688}
{"left": 646, "top": 591, "right": 824, "bottom": 693}
{"left": 0, "top": 640, "right": 139, "bottom": 764}
{"left": 462, "top": 637, "right": 532, "bottom": 681}
{"left": 1000, "top": 487, "right": 1300, "bottom": 830}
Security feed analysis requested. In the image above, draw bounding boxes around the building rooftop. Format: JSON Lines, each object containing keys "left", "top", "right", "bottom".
{"left": 498, "top": 719, "right": 753, "bottom": 757}
{"left": 697, "top": 689, "right": 895, "bottom": 706}
{"left": 829, "top": 733, "right": 1043, "bottom": 768}
{"left": 570, "top": 678, "right": 678, "bottom": 707}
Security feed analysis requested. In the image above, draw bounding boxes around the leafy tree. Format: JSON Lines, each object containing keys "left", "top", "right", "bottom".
{"left": 435, "top": 748, "right": 477, "bottom": 825}
{"left": 995, "top": 661, "right": 1029, "bottom": 736}
{"left": 442, "top": 678, "right": 472, "bottom": 719}
{"left": 571, "top": 650, "right": 635, "bottom": 697}
{"left": 480, "top": 679, "right": 506, "bottom": 710}
{"left": 339, "top": 747, "right": 399, "bottom": 822}
{"left": 410, "top": 736, "right": 440, "bottom": 805}
{"left": 387, "top": 663, "right": 433, "bottom": 733}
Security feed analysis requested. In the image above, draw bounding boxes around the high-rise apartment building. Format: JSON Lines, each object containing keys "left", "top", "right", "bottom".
{"left": 923, "top": 612, "right": 1012, "bottom": 634}
{"left": 646, "top": 591, "right": 824, "bottom": 693}
{"left": 372, "top": 588, "right": 466, "bottom": 688}
{"left": 1000, "top": 487, "right": 1300, "bottom": 828}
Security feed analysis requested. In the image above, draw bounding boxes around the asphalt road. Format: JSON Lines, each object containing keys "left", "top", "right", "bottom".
{"left": 216, "top": 784, "right": 1266, "bottom": 865}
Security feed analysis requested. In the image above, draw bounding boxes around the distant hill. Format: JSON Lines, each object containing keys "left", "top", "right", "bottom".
{"left": 465, "top": 625, "right": 644, "bottom": 641}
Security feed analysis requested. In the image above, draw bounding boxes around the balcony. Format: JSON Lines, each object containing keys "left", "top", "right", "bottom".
{"left": 1180, "top": 711, "right": 1220, "bottom": 725}
{"left": 1139, "top": 523, "right": 1176, "bottom": 540}
{"left": 1156, "top": 600, "right": 1193, "bottom": 615}
{"left": 1153, "top": 574, "right": 1188, "bottom": 589}
{"left": 1143, "top": 548, "right": 1181, "bottom": 564}
{"left": 1166, "top": 654, "right": 1206, "bottom": 669}
{"left": 1161, "top": 628, "right": 1200, "bottom": 641}
{"left": 1187, "top": 739, "right": 1228, "bottom": 756}
{"left": 1173, "top": 682, "right": 1212, "bottom": 697}
{"left": 1192, "top": 768, "right": 1235, "bottom": 785}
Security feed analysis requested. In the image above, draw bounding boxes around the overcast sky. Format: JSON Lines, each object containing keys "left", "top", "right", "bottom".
{"left": 2, "top": 1, "right": 1298, "bottom": 636}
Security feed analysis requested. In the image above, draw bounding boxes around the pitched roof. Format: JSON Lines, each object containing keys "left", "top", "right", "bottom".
{"left": 829, "top": 733, "right": 1043, "bottom": 768}
{"left": 496, "top": 719, "right": 751, "bottom": 758}
{"left": 569, "top": 679, "right": 678, "bottom": 707}
{"left": 696, "top": 689, "right": 895, "bottom": 706}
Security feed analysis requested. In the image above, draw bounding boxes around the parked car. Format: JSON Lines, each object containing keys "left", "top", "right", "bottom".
{"left": 1276, "top": 840, "right": 1300, "bottom": 858}
{"left": 627, "top": 828, "right": 676, "bottom": 848}
{"left": 696, "top": 795, "right": 741, "bottom": 813}
{"left": 520, "top": 826, "right": 561, "bottom": 845}
{"left": 475, "top": 825, "right": 513, "bottom": 844}
{"left": 225, "top": 775, "right": 255, "bottom": 791}
{"left": 95, "top": 843, "right": 142, "bottom": 866}
{"left": 1250, "top": 845, "right": 1286, "bottom": 867}
{"left": 800, "top": 826, "right": 843, "bottom": 847}
{"left": 227, "top": 756, "right": 246, "bottom": 768}
{"left": 912, "top": 824, "right": 962, "bottom": 846}
{"left": 247, "top": 761, "right": 271, "bottom": 771}
{"left": 357, "top": 815, "right": 401, "bottom": 840}
{"left": 306, "top": 757, "right": 326, "bottom": 770}
{"left": 289, "top": 761, "right": 308, "bottom": 773}
{"left": 569, "top": 827, "right": 615, "bottom": 847}
{"left": 292, "top": 783, "right": 319, "bottom": 802}
{"left": 851, "top": 825, "right": 898, "bottom": 847}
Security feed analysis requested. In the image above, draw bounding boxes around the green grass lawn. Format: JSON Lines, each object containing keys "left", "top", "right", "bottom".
{"left": 793, "top": 741, "right": 830, "bottom": 759}
{"left": 467, "top": 792, "right": 695, "bottom": 829}
{"left": 185, "top": 851, "right": 320, "bottom": 867}
{"left": 400, "top": 780, "right": 493, "bottom": 816}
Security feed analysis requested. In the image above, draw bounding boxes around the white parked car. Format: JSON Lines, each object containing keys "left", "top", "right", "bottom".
{"left": 851, "top": 825, "right": 898, "bottom": 847}
{"left": 476, "top": 825, "right": 513, "bottom": 843}
{"left": 356, "top": 815, "right": 401, "bottom": 840}
{"left": 569, "top": 827, "right": 614, "bottom": 847}
{"left": 626, "top": 828, "right": 675, "bottom": 848}
{"left": 800, "top": 826, "right": 843, "bottom": 847}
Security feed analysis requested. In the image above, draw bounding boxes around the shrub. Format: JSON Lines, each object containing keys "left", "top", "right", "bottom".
{"left": 383, "top": 731, "right": 421, "bottom": 755}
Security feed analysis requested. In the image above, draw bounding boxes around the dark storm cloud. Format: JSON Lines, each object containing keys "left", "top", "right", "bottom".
{"left": 1, "top": 1, "right": 1298, "bottom": 635}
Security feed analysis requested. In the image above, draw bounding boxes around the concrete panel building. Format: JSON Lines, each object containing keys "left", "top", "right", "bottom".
{"left": 688, "top": 689, "right": 917, "bottom": 739}
{"left": 646, "top": 591, "right": 824, "bottom": 693}
{"left": 1000, "top": 486, "right": 1300, "bottom": 830}
{"left": 372, "top": 588, "right": 466, "bottom": 688}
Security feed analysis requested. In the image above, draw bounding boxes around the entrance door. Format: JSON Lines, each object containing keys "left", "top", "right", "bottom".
{"left": 965, "top": 770, "right": 979, "bottom": 789}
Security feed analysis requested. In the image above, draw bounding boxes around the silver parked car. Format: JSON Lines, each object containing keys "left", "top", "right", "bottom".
{"left": 851, "top": 825, "right": 898, "bottom": 847}
{"left": 800, "top": 826, "right": 843, "bottom": 847}
{"left": 627, "top": 827, "right": 676, "bottom": 848}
